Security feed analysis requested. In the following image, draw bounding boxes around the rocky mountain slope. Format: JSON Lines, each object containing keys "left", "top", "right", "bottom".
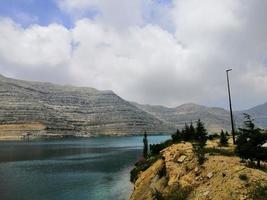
{"left": 132, "top": 103, "right": 234, "bottom": 132}
{"left": 236, "top": 102, "right": 267, "bottom": 128}
{"left": 133, "top": 102, "right": 267, "bottom": 132}
{"left": 0, "top": 74, "right": 266, "bottom": 137}
{"left": 0, "top": 74, "right": 174, "bottom": 137}
{"left": 130, "top": 143, "right": 267, "bottom": 200}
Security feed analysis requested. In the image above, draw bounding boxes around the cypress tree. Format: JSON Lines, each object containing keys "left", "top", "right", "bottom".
{"left": 143, "top": 132, "right": 148, "bottom": 158}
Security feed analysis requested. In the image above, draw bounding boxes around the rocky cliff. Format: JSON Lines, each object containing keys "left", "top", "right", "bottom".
{"left": 0, "top": 75, "right": 174, "bottom": 136}
{"left": 130, "top": 143, "right": 267, "bottom": 200}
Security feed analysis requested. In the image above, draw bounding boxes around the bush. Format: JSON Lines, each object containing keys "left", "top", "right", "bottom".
{"left": 158, "top": 163, "right": 167, "bottom": 178}
{"left": 204, "top": 147, "right": 235, "bottom": 157}
{"left": 153, "top": 189, "right": 164, "bottom": 200}
{"left": 130, "top": 156, "right": 159, "bottom": 182}
{"left": 193, "top": 142, "right": 205, "bottom": 165}
{"left": 249, "top": 183, "right": 267, "bottom": 200}
{"left": 153, "top": 185, "right": 193, "bottom": 200}
{"left": 150, "top": 139, "right": 173, "bottom": 155}
{"left": 239, "top": 173, "right": 249, "bottom": 181}
{"left": 208, "top": 133, "right": 220, "bottom": 140}
{"left": 165, "top": 186, "right": 193, "bottom": 200}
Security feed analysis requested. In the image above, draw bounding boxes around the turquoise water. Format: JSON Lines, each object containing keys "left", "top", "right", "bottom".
{"left": 0, "top": 135, "right": 170, "bottom": 200}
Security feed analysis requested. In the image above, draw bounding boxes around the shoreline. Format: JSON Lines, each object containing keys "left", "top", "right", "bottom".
{"left": 0, "top": 133, "right": 172, "bottom": 141}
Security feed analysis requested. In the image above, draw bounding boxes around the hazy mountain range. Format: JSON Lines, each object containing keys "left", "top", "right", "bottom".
{"left": 0, "top": 74, "right": 266, "bottom": 136}
{"left": 133, "top": 102, "right": 267, "bottom": 132}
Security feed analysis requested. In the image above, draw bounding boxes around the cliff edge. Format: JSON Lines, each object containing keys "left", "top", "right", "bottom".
{"left": 130, "top": 143, "right": 267, "bottom": 200}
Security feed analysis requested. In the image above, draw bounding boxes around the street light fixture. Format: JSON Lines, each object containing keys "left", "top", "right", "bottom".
{"left": 226, "top": 69, "right": 236, "bottom": 144}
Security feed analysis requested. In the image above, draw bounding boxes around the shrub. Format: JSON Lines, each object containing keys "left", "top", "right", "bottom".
{"left": 158, "top": 163, "right": 167, "bottom": 178}
{"left": 165, "top": 186, "right": 193, "bottom": 200}
{"left": 130, "top": 156, "right": 159, "bottom": 182}
{"left": 193, "top": 142, "right": 205, "bottom": 165}
{"left": 153, "top": 185, "right": 193, "bottom": 200}
{"left": 153, "top": 189, "right": 164, "bottom": 200}
{"left": 204, "top": 147, "right": 235, "bottom": 157}
{"left": 150, "top": 140, "right": 173, "bottom": 155}
{"left": 239, "top": 173, "right": 249, "bottom": 181}
{"left": 249, "top": 183, "right": 267, "bottom": 200}
{"left": 208, "top": 133, "right": 220, "bottom": 140}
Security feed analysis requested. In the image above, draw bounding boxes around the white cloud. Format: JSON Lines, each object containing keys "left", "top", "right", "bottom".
{"left": 0, "top": 18, "right": 71, "bottom": 68}
{"left": 0, "top": 0, "right": 267, "bottom": 109}
{"left": 58, "top": 0, "right": 144, "bottom": 28}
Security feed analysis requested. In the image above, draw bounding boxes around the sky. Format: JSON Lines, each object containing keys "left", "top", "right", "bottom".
{"left": 0, "top": 0, "right": 267, "bottom": 110}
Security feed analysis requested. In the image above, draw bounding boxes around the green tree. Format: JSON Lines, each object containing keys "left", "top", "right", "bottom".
{"left": 143, "top": 132, "right": 148, "bottom": 158}
{"left": 220, "top": 130, "right": 228, "bottom": 146}
{"left": 172, "top": 129, "right": 182, "bottom": 143}
{"left": 189, "top": 121, "right": 195, "bottom": 140}
{"left": 225, "top": 131, "right": 230, "bottom": 136}
{"left": 235, "top": 114, "right": 267, "bottom": 167}
{"left": 193, "top": 119, "right": 208, "bottom": 164}
{"left": 195, "top": 119, "right": 208, "bottom": 144}
{"left": 183, "top": 123, "right": 191, "bottom": 141}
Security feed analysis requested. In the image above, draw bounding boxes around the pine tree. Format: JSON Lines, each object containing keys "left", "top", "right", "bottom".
{"left": 195, "top": 119, "right": 208, "bottom": 144}
{"left": 220, "top": 130, "right": 228, "bottom": 146}
{"left": 189, "top": 121, "right": 195, "bottom": 140}
{"left": 193, "top": 119, "right": 208, "bottom": 164}
{"left": 172, "top": 129, "right": 182, "bottom": 143}
{"left": 183, "top": 123, "right": 191, "bottom": 141}
{"left": 236, "top": 114, "right": 267, "bottom": 167}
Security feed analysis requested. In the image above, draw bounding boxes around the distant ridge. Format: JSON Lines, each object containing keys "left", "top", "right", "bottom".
{"left": 132, "top": 101, "right": 267, "bottom": 132}
{"left": 132, "top": 102, "right": 232, "bottom": 132}
{"left": 236, "top": 102, "right": 267, "bottom": 128}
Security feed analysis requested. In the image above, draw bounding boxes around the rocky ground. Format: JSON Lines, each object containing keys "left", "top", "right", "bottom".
{"left": 130, "top": 143, "right": 267, "bottom": 200}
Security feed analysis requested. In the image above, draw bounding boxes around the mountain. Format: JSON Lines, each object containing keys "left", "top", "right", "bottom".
{"left": 0, "top": 74, "right": 266, "bottom": 137}
{"left": 236, "top": 102, "right": 267, "bottom": 128}
{"left": 132, "top": 102, "right": 232, "bottom": 132}
{"left": 0, "top": 75, "right": 174, "bottom": 137}
{"left": 133, "top": 101, "right": 267, "bottom": 132}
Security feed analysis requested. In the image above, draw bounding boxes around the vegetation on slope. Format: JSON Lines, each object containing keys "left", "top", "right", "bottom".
{"left": 130, "top": 115, "right": 267, "bottom": 200}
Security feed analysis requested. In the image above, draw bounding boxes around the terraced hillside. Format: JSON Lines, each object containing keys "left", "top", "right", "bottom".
{"left": 0, "top": 75, "right": 174, "bottom": 136}
{"left": 132, "top": 102, "right": 233, "bottom": 132}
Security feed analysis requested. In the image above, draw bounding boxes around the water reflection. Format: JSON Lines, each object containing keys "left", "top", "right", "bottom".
{"left": 0, "top": 135, "right": 170, "bottom": 200}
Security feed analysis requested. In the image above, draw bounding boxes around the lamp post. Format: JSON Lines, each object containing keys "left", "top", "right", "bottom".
{"left": 226, "top": 69, "right": 236, "bottom": 144}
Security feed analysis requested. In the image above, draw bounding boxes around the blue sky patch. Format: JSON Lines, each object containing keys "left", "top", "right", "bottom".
{"left": 0, "top": 0, "right": 72, "bottom": 27}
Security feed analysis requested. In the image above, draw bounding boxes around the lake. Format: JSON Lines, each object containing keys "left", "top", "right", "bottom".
{"left": 0, "top": 135, "right": 170, "bottom": 200}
